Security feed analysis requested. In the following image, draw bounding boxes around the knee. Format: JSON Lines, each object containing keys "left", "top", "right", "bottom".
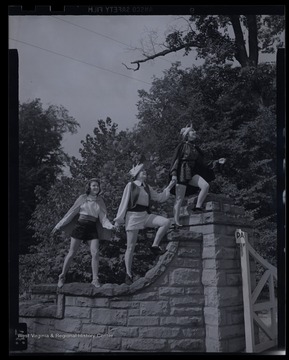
{"left": 203, "top": 182, "right": 209, "bottom": 192}
{"left": 126, "top": 244, "right": 135, "bottom": 253}
{"left": 90, "top": 249, "right": 99, "bottom": 258}
{"left": 162, "top": 218, "right": 171, "bottom": 228}
{"left": 68, "top": 249, "right": 77, "bottom": 257}
{"left": 175, "top": 195, "right": 183, "bottom": 203}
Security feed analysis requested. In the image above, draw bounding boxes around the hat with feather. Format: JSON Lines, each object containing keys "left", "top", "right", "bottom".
{"left": 180, "top": 123, "right": 196, "bottom": 138}
{"left": 129, "top": 163, "right": 144, "bottom": 178}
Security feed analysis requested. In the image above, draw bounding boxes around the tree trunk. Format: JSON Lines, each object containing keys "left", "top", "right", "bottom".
{"left": 230, "top": 15, "right": 250, "bottom": 67}
{"left": 247, "top": 15, "right": 259, "bottom": 67}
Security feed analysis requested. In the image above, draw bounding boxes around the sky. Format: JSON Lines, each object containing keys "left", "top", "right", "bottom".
{"left": 9, "top": 14, "right": 283, "bottom": 160}
{"left": 9, "top": 15, "right": 199, "bottom": 159}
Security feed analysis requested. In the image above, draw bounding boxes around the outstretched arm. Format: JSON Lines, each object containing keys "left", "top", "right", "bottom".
{"left": 113, "top": 183, "right": 132, "bottom": 225}
{"left": 52, "top": 195, "right": 84, "bottom": 233}
{"left": 149, "top": 179, "right": 176, "bottom": 203}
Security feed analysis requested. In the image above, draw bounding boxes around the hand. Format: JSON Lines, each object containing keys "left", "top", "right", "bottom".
{"left": 113, "top": 220, "right": 123, "bottom": 227}
{"left": 167, "top": 177, "right": 177, "bottom": 190}
{"left": 218, "top": 158, "right": 226, "bottom": 165}
{"left": 172, "top": 175, "right": 177, "bottom": 183}
{"left": 113, "top": 218, "right": 124, "bottom": 226}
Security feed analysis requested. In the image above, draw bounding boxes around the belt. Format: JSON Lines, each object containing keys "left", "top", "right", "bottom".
{"left": 79, "top": 214, "right": 97, "bottom": 222}
{"left": 127, "top": 205, "right": 149, "bottom": 212}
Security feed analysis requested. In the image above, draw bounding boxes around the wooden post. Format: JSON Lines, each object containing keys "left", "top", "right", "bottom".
{"left": 235, "top": 229, "right": 255, "bottom": 352}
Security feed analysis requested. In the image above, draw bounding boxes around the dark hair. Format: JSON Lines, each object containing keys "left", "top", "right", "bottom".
{"left": 85, "top": 178, "right": 101, "bottom": 195}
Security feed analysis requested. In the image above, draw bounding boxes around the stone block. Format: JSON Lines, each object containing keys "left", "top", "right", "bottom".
{"left": 169, "top": 339, "right": 204, "bottom": 351}
{"left": 91, "top": 309, "right": 127, "bottom": 325}
{"left": 181, "top": 328, "right": 205, "bottom": 338}
{"left": 170, "top": 268, "right": 201, "bottom": 286}
{"left": 177, "top": 246, "right": 201, "bottom": 258}
{"left": 110, "top": 301, "right": 139, "bottom": 309}
{"left": 132, "top": 292, "right": 158, "bottom": 300}
{"left": 204, "top": 286, "right": 243, "bottom": 307}
{"left": 170, "top": 307, "right": 203, "bottom": 316}
{"left": 81, "top": 324, "right": 107, "bottom": 335}
{"left": 108, "top": 326, "right": 138, "bottom": 337}
{"left": 54, "top": 318, "right": 82, "bottom": 333}
{"left": 127, "top": 316, "right": 159, "bottom": 326}
{"left": 158, "top": 286, "right": 184, "bottom": 297}
{"left": 139, "top": 327, "right": 181, "bottom": 338}
{"left": 184, "top": 287, "right": 203, "bottom": 295}
{"left": 122, "top": 338, "right": 167, "bottom": 351}
{"left": 173, "top": 258, "right": 201, "bottom": 268}
{"left": 226, "top": 273, "right": 242, "bottom": 286}
{"left": 65, "top": 306, "right": 91, "bottom": 319}
{"left": 203, "top": 234, "right": 236, "bottom": 248}
{"left": 203, "top": 307, "right": 226, "bottom": 326}
{"left": 160, "top": 316, "right": 202, "bottom": 326}
{"left": 205, "top": 336, "right": 228, "bottom": 352}
{"left": 91, "top": 336, "right": 121, "bottom": 350}
{"left": 170, "top": 295, "right": 204, "bottom": 307}
{"left": 128, "top": 309, "right": 139, "bottom": 316}
{"left": 140, "top": 301, "right": 169, "bottom": 316}
{"left": 202, "top": 269, "right": 227, "bottom": 287}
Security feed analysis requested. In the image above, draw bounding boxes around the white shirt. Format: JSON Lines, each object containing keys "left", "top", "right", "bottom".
{"left": 79, "top": 199, "right": 100, "bottom": 218}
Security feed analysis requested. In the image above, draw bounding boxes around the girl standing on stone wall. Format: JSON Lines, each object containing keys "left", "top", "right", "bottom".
{"left": 51, "top": 178, "right": 115, "bottom": 288}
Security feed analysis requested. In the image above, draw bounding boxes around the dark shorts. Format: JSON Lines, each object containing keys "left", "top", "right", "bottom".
{"left": 71, "top": 219, "right": 98, "bottom": 241}
{"left": 179, "top": 161, "right": 215, "bottom": 185}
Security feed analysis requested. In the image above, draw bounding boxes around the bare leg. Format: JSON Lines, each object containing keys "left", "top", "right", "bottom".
{"left": 151, "top": 218, "right": 171, "bottom": 247}
{"left": 125, "top": 230, "right": 139, "bottom": 277}
{"left": 59, "top": 237, "right": 81, "bottom": 278}
{"left": 189, "top": 175, "right": 209, "bottom": 208}
{"left": 173, "top": 184, "right": 187, "bottom": 225}
{"left": 58, "top": 238, "right": 81, "bottom": 287}
{"left": 88, "top": 239, "right": 100, "bottom": 283}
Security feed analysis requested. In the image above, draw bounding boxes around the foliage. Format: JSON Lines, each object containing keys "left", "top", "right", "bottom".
{"left": 19, "top": 99, "right": 79, "bottom": 253}
{"left": 132, "top": 14, "right": 284, "bottom": 69}
{"left": 135, "top": 62, "right": 277, "bottom": 262}
{"left": 23, "top": 119, "right": 163, "bottom": 294}
{"left": 22, "top": 60, "right": 278, "bottom": 294}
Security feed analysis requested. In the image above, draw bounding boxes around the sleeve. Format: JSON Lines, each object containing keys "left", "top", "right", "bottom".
{"left": 113, "top": 183, "right": 132, "bottom": 224}
{"left": 97, "top": 197, "right": 114, "bottom": 230}
{"left": 54, "top": 195, "right": 84, "bottom": 230}
{"left": 170, "top": 143, "right": 183, "bottom": 177}
{"left": 149, "top": 185, "right": 170, "bottom": 203}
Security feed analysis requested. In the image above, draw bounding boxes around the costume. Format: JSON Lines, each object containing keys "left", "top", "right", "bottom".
{"left": 114, "top": 180, "right": 170, "bottom": 230}
{"left": 55, "top": 194, "right": 113, "bottom": 240}
{"left": 169, "top": 141, "right": 215, "bottom": 197}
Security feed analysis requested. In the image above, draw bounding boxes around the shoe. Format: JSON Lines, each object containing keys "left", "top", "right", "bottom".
{"left": 192, "top": 206, "right": 205, "bottom": 213}
{"left": 91, "top": 278, "right": 100, "bottom": 288}
{"left": 173, "top": 223, "right": 183, "bottom": 228}
{"left": 151, "top": 246, "right": 166, "bottom": 255}
{"left": 125, "top": 274, "right": 133, "bottom": 285}
{"left": 186, "top": 204, "right": 196, "bottom": 214}
{"left": 57, "top": 274, "right": 65, "bottom": 288}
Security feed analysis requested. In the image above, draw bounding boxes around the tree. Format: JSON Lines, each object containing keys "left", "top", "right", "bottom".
{"left": 134, "top": 61, "right": 277, "bottom": 264}
{"left": 19, "top": 99, "right": 79, "bottom": 253}
{"left": 24, "top": 118, "right": 161, "bottom": 294}
{"left": 125, "top": 14, "right": 284, "bottom": 70}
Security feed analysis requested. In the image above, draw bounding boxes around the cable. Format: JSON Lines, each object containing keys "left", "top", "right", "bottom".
{"left": 51, "top": 16, "right": 129, "bottom": 47}
{"left": 51, "top": 15, "right": 172, "bottom": 65}
{"left": 9, "top": 37, "right": 151, "bottom": 85}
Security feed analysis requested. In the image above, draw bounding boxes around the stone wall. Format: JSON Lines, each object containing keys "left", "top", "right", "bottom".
{"left": 18, "top": 194, "right": 254, "bottom": 353}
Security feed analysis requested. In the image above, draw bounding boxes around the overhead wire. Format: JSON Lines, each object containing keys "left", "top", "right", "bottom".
{"left": 51, "top": 15, "right": 173, "bottom": 65}
{"left": 9, "top": 37, "right": 151, "bottom": 85}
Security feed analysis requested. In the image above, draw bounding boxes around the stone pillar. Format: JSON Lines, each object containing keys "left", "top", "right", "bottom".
{"left": 182, "top": 193, "right": 253, "bottom": 352}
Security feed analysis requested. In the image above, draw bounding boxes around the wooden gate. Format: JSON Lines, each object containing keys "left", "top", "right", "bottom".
{"left": 235, "top": 229, "right": 278, "bottom": 353}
